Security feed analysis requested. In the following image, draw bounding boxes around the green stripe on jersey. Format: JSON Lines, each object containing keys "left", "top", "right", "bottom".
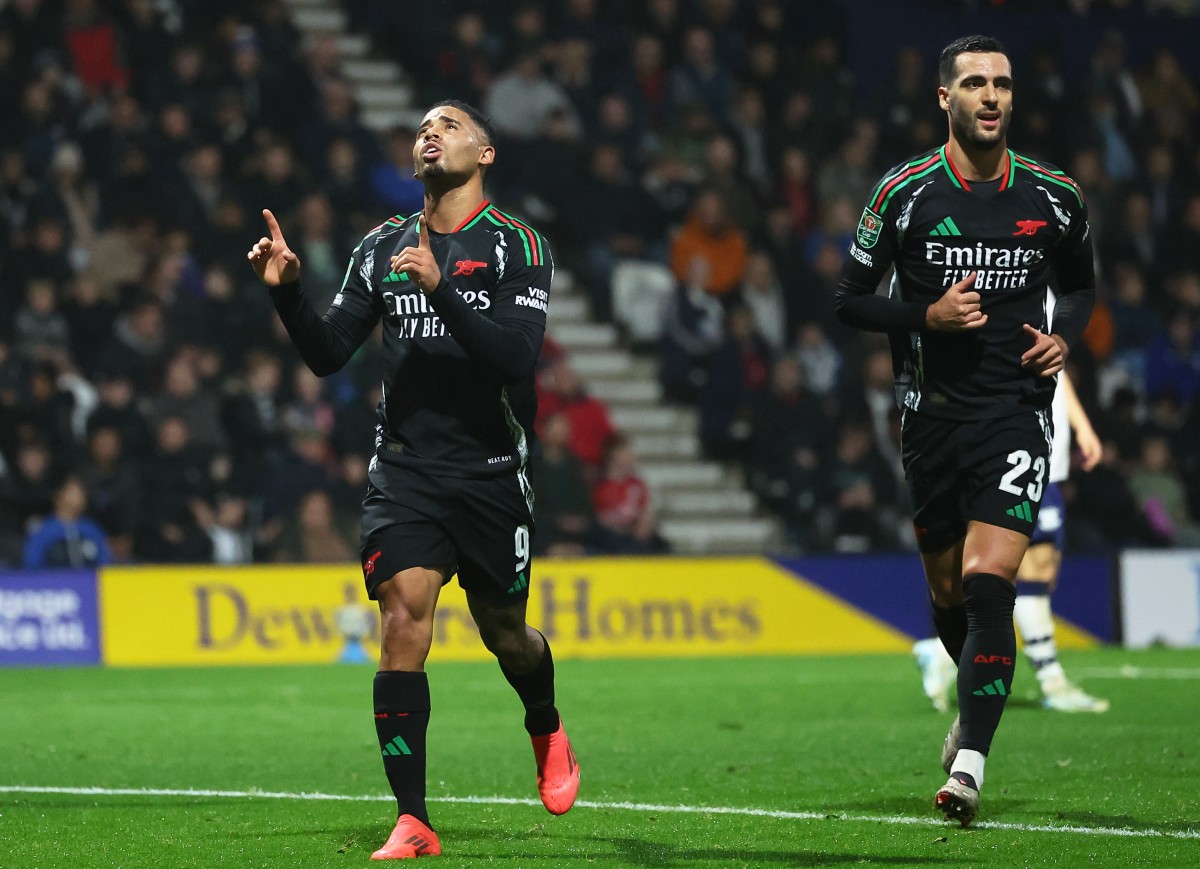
{"left": 460, "top": 209, "right": 491, "bottom": 232}
{"left": 876, "top": 160, "right": 942, "bottom": 214}
{"left": 491, "top": 208, "right": 544, "bottom": 265}
{"left": 868, "top": 153, "right": 938, "bottom": 211}
{"left": 1012, "top": 154, "right": 1084, "bottom": 205}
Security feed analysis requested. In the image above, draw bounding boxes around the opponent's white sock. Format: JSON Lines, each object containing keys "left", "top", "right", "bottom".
{"left": 1014, "top": 590, "right": 1065, "bottom": 685}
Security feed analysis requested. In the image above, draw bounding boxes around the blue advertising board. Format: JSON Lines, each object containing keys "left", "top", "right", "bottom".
{"left": 0, "top": 570, "right": 102, "bottom": 667}
{"left": 773, "top": 554, "right": 1115, "bottom": 643}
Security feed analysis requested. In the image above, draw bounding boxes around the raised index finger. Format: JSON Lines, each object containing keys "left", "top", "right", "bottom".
{"left": 417, "top": 214, "right": 431, "bottom": 250}
{"left": 262, "top": 209, "right": 284, "bottom": 242}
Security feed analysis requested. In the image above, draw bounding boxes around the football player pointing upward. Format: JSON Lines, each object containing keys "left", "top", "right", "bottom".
{"left": 835, "top": 36, "right": 1095, "bottom": 826}
{"left": 249, "top": 101, "right": 578, "bottom": 860}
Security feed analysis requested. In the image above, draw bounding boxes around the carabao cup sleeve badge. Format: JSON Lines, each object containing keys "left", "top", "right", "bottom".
{"left": 856, "top": 207, "right": 883, "bottom": 249}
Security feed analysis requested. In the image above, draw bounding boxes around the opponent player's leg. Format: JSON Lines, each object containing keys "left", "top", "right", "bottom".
{"left": 467, "top": 589, "right": 580, "bottom": 815}
{"left": 369, "top": 564, "right": 448, "bottom": 860}
{"left": 1015, "top": 506, "right": 1109, "bottom": 712}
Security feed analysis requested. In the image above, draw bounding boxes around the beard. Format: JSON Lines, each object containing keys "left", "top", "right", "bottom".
{"left": 951, "top": 105, "right": 1011, "bottom": 151}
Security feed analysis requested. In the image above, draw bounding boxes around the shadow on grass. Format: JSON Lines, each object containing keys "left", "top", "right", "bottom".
{"left": 595, "top": 836, "right": 960, "bottom": 866}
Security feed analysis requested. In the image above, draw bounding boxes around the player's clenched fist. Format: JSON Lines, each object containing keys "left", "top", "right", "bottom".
{"left": 925, "top": 271, "right": 988, "bottom": 332}
{"left": 248, "top": 209, "right": 301, "bottom": 286}
{"left": 1020, "top": 323, "right": 1067, "bottom": 377}
{"left": 390, "top": 216, "right": 442, "bottom": 295}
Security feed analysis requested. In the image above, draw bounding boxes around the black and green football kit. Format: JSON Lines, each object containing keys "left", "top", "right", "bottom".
{"left": 269, "top": 200, "right": 552, "bottom": 600}
{"left": 835, "top": 145, "right": 1096, "bottom": 548}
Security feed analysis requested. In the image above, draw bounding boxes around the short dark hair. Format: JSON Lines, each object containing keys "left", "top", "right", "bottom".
{"left": 425, "top": 99, "right": 496, "bottom": 146}
{"left": 938, "top": 35, "right": 1007, "bottom": 86}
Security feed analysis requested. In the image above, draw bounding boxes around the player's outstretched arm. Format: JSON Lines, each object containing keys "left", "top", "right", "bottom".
{"left": 924, "top": 272, "right": 988, "bottom": 332}
{"left": 251, "top": 208, "right": 377, "bottom": 376}
{"left": 1019, "top": 323, "right": 1067, "bottom": 378}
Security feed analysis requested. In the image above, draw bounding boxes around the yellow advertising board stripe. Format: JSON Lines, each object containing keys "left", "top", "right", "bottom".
{"left": 98, "top": 559, "right": 912, "bottom": 668}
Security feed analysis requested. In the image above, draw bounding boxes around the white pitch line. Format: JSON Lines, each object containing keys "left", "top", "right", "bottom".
{"left": 1, "top": 785, "right": 1196, "bottom": 841}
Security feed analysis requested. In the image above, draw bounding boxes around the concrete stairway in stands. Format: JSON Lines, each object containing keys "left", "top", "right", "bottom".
{"left": 283, "top": 0, "right": 785, "bottom": 555}
{"left": 284, "top": 0, "right": 422, "bottom": 132}
{"left": 547, "top": 273, "right": 785, "bottom": 556}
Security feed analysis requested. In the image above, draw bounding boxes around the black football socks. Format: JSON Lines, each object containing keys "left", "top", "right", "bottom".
{"left": 931, "top": 598, "right": 969, "bottom": 664}
{"left": 373, "top": 670, "right": 431, "bottom": 825}
{"left": 499, "top": 631, "right": 560, "bottom": 736}
{"left": 957, "top": 573, "right": 1017, "bottom": 755}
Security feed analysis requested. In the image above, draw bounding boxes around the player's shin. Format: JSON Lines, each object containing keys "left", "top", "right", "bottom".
{"left": 956, "top": 573, "right": 1017, "bottom": 770}
{"left": 499, "top": 630, "right": 559, "bottom": 735}
{"left": 373, "top": 671, "right": 432, "bottom": 826}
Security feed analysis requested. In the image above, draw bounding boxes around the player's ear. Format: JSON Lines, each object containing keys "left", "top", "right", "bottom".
{"left": 938, "top": 86, "right": 951, "bottom": 112}
{"left": 478, "top": 145, "right": 495, "bottom": 170}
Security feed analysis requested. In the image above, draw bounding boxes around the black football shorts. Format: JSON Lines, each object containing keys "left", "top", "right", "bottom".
{"left": 359, "top": 459, "right": 536, "bottom": 603}
{"left": 901, "top": 408, "right": 1053, "bottom": 552}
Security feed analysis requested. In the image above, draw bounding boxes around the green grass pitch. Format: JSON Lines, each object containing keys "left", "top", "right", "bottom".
{"left": 1, "top": 648, "right": 1198, "bottom": 867}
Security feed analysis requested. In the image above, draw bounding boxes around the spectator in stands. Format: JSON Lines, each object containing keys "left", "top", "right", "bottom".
{"left": 527, "top": 411, "right": 601, "bottom": 557}
{"left": 1129, "top": 431, "right": 1200, "bottom": 547}
{"left": 814, "top": 418, "right": 901, "bottom": 553}
{"left": 136, "top": 414, "right": 212, "bottom": 563}
{"left": 562, "top": 142, "right": 665, "bottom": 322}
{"left": 78, "top": 421, "right": 140, "bottom": 562}
{"left": 290, "top": 192, "right": 353, "bottom": 308}
{"left": 284, "top": 366, "right": 336, "bottom": 443}
{"left": 420, "top": 12, "right": 498, "bottom": 107}
{"left": 23, "top": 473, "right": 111, "bottom": 569}
{"left": 591, "top": 433, "right": 668, "bottom": 554}
{"left": 14, "top": 278, "right": 70, "bottom": 361}
{"left": 791, "top": 322, "right": 842, "bottom": 398}
{"left": 1069, "top": 433, "right": 1164, "bottom": 550}
{"left": 698, "top": 304, "right": 771, "bottom": 462}
{"left": 0, "top": 439, "right": 57, "bottom": 565}
{"left": 221, "top": 349, "right": 285, "bottom": 500}
{"left": 61, "top": 273, "right": 117, "bottom": 373}
{"left": 273, "top": 488, "right": 357, "bottom": 564}
{"left": 194, "top": 492, "right": 253, "bottom": 565}
{"left": 99, "top": 294, "right": 167, "bottom": 394}
{"left": 658, "top": 257, "right": 725, "bottom": 404}
{"left": 746, "top": 356, "right": 828, "bottom": 516}
{"left": 739, "top": 250, "right": 788, "bottom": 354}
{"left": 614, "top": 33, "right": 670, "bottom": 132}
{"left": 702, "top": 133, "right": 760, "bottom": 236}
{"left": 485, "top": 51, "right": 581, "bottom": 142}
{"left": 150, "top": 351, "right": 227, "bottom": 454}
{"left": 537, "top": 357, "right": 616, "bottom": 471}
{"left": 668, "top": 26, "right": 736, "bottom": 126}
{"left": 669, "top": 188, "right": 749, "bottom": 298}
{"left": 1144, "top": 309, "right": 1200, "bottom": 405}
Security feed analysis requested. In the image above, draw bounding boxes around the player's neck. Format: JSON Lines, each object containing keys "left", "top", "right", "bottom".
{"left": 422, "top": 182, "right": 487, "bottom": 233}
{"left": 946, "top": 137, "right": 1008, "bottom": 182}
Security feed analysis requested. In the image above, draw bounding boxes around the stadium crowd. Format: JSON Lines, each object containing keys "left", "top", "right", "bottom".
{"left": 1, "top": 0, "right": 1199, "bottom": 568}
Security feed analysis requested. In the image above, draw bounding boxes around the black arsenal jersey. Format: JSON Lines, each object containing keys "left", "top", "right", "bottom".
{"left": 835, "top": 145, "right": 1096, "bottom": 420}
{"left": 270, "top": 200, "right": 552, "bottom": 478}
